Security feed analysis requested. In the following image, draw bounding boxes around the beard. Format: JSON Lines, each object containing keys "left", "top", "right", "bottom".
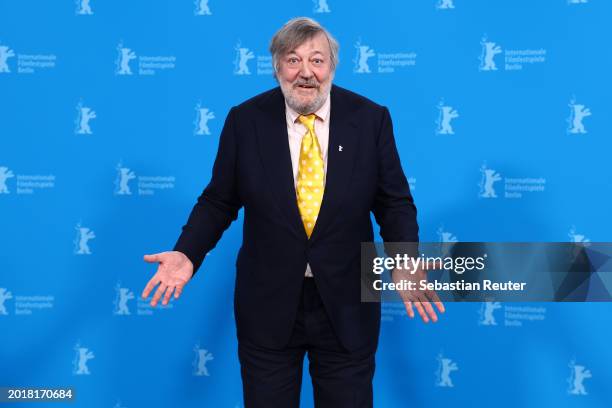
{"left": 280, "top": 77, "right": 332, "bottom": 115}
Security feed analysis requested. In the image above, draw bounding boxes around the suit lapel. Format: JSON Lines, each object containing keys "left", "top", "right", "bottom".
{"left": 309, "top": 85, "right": 359, "bottom": 243}
{"left": 255, "top": 88, "right": 308, "bottom": 242}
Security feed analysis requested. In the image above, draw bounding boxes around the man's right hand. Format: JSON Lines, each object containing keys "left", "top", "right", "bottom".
{"left": 142, "top": 251, "right": 194, "bottom": 307}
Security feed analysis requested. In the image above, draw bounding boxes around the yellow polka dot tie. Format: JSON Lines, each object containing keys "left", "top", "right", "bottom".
{"left": 296, "top": 114, "right": 324, "bottom": 238}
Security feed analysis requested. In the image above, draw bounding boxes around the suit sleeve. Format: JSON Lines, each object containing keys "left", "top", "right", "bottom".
{"left": 371, "top": 106, "right": 419, "bottom": 258}
{"left": 173, "top": 106, "right": 242, "bottom": 275}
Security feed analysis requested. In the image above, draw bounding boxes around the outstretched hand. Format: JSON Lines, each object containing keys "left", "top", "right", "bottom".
{"left": 392, "top": 264, "right": 445, "bottom": 323}
{"left": 142, "top": 251, "right": 194, "bottom": 307}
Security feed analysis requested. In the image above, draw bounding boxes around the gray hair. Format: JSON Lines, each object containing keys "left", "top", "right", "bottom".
{"left": 269, "top": 17, "right": 339, "bottom": 77}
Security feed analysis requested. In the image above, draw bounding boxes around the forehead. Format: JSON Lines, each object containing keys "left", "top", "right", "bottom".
{"left": 285, "top": 32, "right": 330, "bottom": 56}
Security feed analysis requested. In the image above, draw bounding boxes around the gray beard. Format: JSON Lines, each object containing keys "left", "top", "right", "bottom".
{"left": 281, "top": 82, "right": 331, "bottom": 115}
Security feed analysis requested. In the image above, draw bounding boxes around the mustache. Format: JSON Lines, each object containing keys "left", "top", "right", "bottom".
{"left": 293, "top": 79, "right": 320, "bottom": 88}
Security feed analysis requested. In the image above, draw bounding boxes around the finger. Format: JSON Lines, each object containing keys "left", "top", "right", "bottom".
{"left": 427, "top": 290, "right": 445, "bottom": 313}
{"left": 403, "top": 292, "right": 418, "bottom": 305}
{"left": 174, "top": 284, "right": 184, "bottom": 299}
{"left": 413, "top": 300, "right": 429, "bottom": 323}
{"left": 162, "top": 285, "right": 175, "bottom": 306}
{"left": 141, "top": 278, "right": 160, "bottom": 299}
{"left": 144, "top": 253, "right": 163, "bottom": 263}
{"left": 404, "top": 301, "right": 414, "bottom": 318}
{"left": 151, "top": 283, "right": 168, "bottom": 307}
{"left": 420, "top": 299, "right": 438, "bottom": 323}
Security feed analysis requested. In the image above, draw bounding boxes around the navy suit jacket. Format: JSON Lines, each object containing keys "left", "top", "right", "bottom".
{"left": 174, "top": 84, "right": 418, "bottom": 352}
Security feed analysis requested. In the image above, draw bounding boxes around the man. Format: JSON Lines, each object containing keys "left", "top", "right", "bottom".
{"left": 141, "top": 17, "right": 444, "bottom": 407}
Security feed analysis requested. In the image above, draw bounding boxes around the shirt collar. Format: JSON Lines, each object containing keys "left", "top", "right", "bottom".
{"left": 284, "top": 91, "right": 331, "bottom": 128}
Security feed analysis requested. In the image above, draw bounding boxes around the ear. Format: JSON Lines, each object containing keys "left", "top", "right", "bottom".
{"left": 272, "top": 60, "right": 280, "bottom": 82}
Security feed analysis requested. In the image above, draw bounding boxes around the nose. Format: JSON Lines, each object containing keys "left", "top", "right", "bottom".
{"left": 298, "top": 61, "right": 313, "bottom": 79}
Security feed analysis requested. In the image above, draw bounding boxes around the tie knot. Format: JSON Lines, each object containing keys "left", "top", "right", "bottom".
{"left": 298, "top": 114, "right": 317, "bottom": 133}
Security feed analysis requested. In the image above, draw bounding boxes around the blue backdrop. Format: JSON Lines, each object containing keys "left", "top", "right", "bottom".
{"left": 1, "top": 1, "right": 610, "bottom": 407}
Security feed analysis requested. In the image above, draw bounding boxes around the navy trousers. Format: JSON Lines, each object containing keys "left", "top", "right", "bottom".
{"left": 238, "top": 278, "right": 376, "bottom": 407}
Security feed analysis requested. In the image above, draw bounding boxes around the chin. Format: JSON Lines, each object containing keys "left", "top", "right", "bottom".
{"left": 281, "top": 84, "right": 327, "bottom": 114}
{"left": 296, "top": 95, "right": 316, "bottom": 106}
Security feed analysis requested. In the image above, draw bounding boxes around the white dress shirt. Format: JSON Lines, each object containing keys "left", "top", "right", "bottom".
{"left": 284, "top": 93, "right": 331, "bottom": 277}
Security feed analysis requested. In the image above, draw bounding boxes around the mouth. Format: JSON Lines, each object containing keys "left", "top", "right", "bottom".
{"left": 295, "top": 84, "right": 318, "bottom": 90}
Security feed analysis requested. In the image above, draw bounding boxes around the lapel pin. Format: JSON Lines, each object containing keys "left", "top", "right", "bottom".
{"left": 338, "top": 145, "right": 343, "bottom": 152}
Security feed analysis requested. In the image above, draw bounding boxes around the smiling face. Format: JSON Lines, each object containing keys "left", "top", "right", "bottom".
{"left": 277, "top": 32, "right": 334, "bottom": 115}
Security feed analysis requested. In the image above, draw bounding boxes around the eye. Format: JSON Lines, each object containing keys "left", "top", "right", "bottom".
{"left": 287, "top": 57, "right": 299, "bottom": 65}
{"left": 312, "top": 58, "right": 323, "bottom": 65}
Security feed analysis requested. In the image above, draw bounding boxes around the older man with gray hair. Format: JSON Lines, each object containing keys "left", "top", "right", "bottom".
{"left": 142, "top": 16, "right": 442, "bottom": 407}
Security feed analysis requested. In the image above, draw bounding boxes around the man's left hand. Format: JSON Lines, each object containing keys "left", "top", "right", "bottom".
{"left": 392, "top": 266, "right": 445, "bottom": 323}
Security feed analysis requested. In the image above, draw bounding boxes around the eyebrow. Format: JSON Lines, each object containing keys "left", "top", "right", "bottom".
{"left": 286, "top": 50, "right": 325, "bottom": 57}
